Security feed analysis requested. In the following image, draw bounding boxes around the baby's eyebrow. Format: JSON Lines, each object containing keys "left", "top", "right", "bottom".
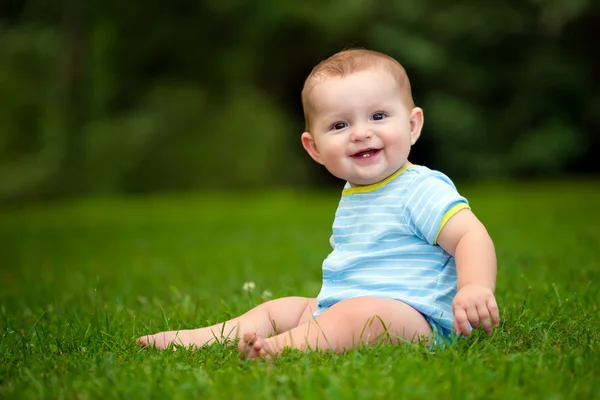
{"left": 320, "top": 111, "right": 347, "bottom": 121}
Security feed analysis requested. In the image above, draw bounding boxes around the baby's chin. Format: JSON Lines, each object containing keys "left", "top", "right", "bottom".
{"left": 330, "top": 170, "right": 388, "bottom": 187}
{"left": 347, "top": 176, "right": 385, "bottom": 187}
{"left": 347, "top": 168, "right": 402, "bottom": 187}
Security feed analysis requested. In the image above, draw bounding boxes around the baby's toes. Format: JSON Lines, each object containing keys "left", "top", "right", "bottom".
{"left": 136, "top": 335, "right": 152, "bottom": 347}
{"left": 258, "top": 348, "right": 268, "bottom": 359}
{"left": 243, "top": 332, "right": 257, "bottom": 346}
{"left": 237, "top": 338, "right": 248, "bottom": 353}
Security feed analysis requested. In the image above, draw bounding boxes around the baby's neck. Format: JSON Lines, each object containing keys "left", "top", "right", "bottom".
{"left": 348, "top": 162, "right": 414, "bottom": 188}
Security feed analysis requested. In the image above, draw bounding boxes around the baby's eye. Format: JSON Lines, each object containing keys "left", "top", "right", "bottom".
{"left": 372, "top": 112, "right": 386, "bottom": 121}
{"left": 331, "top": 122, "right": 348, "bottom": 130}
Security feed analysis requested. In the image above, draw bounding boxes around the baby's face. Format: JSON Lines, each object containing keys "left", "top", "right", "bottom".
{"left": 303, "top": 69, "right": 421, "bottom": 186}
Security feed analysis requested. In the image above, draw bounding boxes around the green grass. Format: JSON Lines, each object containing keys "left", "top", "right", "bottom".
{"left": 0, "top": 182, "right": 599, "bottom": 399}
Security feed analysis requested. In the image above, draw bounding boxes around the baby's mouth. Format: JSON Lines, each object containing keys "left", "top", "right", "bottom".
{"left": 351, "top": 148, "right": 381, "bottom": 159}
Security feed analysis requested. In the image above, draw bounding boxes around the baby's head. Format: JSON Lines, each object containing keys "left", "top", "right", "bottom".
{"left": 300, "top": 49, "right": 423, "bottom": 187}
{"left": 301, "top": 49, "right": 415, "bottom": 132}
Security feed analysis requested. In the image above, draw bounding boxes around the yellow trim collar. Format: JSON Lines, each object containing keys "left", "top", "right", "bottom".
{"left": 342, "top": 165, "right": 413, "bottom": 196}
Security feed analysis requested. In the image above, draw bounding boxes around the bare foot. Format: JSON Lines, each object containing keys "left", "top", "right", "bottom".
{"left": 137, "top": 329, "right": 215, "bottom": 350}
{"left": 237, "top": 332, "right": 274, "bottom": 360}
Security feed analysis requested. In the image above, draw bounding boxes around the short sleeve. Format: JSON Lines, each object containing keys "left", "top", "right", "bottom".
{"left": 402, "top": 171, "right": 469, "bottom": 245}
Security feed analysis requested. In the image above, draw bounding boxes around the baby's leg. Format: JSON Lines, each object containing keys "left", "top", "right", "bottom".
{"left": 137, "top": 296, "right": 317, "bottom": 349}
{"left": 238, "top": 296, "right": 431, "bottom": 359}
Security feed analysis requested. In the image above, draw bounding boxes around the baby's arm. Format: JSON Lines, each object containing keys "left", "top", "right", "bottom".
{"left": 437, "top": 209, "right": 500, "bottom": 337}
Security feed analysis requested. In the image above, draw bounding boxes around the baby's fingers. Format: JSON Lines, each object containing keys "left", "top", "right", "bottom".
{"left": 477, "top": 305, "right": 492, "bottom": 335}
{"left": 453, "top": 307, "right": 470, "bottom": 337}
{"left": 467, "top": 307, "right": 480, "bottom": 329}
{"left": 488, "top": 297, "right": 500, "bottom": 327}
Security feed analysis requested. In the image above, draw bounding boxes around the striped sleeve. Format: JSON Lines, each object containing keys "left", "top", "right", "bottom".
{"left": 402, "top": 171, "right": 469, "bottom": 245}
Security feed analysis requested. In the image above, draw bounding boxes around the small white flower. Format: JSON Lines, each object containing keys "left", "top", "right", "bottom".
{"left": 242, "top": 281, "right": 256, "bottom": 292}
{"left": 261, "top": 290, "right": 272, "bottom": 300}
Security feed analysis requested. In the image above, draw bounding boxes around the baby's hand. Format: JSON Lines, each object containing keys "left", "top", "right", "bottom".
{"left": 452, "top": 284, "right": 500, "bottom": 337}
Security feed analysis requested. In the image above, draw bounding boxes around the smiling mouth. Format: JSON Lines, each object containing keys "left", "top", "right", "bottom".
{"left": 351, "top": 148, "right": 381, "bottom": 159}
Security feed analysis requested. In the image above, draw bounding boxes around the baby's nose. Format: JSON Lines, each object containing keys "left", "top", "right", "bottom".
{"left": 351, "top": 126, "right": 373, "bottom": 141}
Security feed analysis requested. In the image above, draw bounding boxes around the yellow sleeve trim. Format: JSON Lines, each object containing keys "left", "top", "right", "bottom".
{"left": 433, "top": 203, "right": 470, "bottom": 244}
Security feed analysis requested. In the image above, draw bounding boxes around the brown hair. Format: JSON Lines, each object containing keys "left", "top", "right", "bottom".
{"left": 301, "top": 49, "right": 414, "bottom": 131}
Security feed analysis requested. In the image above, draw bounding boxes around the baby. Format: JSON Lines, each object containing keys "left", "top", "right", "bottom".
{"left": 137, "top": 49, "right": 500, "bottom": 359}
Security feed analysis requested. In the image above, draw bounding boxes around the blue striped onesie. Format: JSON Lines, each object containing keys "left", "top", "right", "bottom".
{"left": 313, "top": 165, "right": 470, "bottom": 343}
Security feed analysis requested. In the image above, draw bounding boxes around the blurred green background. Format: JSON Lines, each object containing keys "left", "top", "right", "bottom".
{"left": 1, "top": 0, "right": 599, "bottom": 201}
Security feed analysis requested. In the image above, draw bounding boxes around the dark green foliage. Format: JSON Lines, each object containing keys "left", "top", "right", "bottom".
{"left": 1, "top": 1, "right": 599, "bottom": 199}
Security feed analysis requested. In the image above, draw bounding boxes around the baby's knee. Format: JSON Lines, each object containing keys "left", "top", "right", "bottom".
{"left": 332, "top": 297, "right": 431, "bottom": 342}
{"left": 337, "top": 296, "right": 385, "bottom": 325}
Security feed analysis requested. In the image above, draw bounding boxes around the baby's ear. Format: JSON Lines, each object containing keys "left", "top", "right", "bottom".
{"left": 409, "top": 107, "right": 424, "bottom": 145}
{"left": 301, "top": 132, "right": 323, "bottom": 164}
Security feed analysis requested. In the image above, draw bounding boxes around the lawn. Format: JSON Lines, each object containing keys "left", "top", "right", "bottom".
{"left": 0, "top": 182, "right": 599, "bottom": 399}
